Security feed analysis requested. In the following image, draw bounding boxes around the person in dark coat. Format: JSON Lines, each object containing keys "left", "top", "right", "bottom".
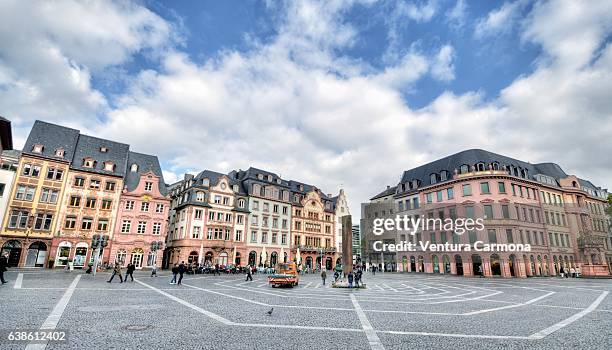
{"left": 170, "top": 264, "right": 178, "bottom": 284}
{"left": 107, "top": 262, "right": 123, "bottom": 283}
{"left": 177, "top": 261, "right": 186, "bottom": 285}
{"left": 125, "top": 263, "right": 136, "bottom": 282}
{"left": 0, "top": 253, "right": 9, "bottom": 284}
{"left": 245, "top": 264, "right": 253, "bottom": 281}
{"left": 321, "top": 270, "right": 327, "bottom": 285}
{"left": 347, "top": 272, "right": 354, "bottom": 288}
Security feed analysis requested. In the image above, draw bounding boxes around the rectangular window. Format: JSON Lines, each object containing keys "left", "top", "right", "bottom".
{"left": 426, "top": 193, "right": 433, "bottom": 203}
{"left": 465, "top": 206, "right": 474, "bottom": 218}
{"left": 261, "top": 232, "right": 268, "bottom": 243}
{"left": 498, "top": 182, "right": 506, "bottom": 193}
{"left": 469, "top": 231, "right": 477, "bottom": 244}
{"left": 137, "top": 221, "right": 147, "bottom": 234}
{"left": 39, "top": 188, "right": 59, "bottom": 204}
{"left": 105, "top": 181, "right": 116, "bottom": 191}
{"left": 272, "top": 232, "right": 278, "bottom": 244}
{"left": 97, "top": 219, "right": 108, "bottom": 231}
{"left": 462, "top": 184, "right": 472, "bottom": 196}
{"left": 506, "top": 229, "right": 513, "bottom": 243}
{"left": 65, "top": 216, "right": 77, "bottom": 229}
{"left": 501, "top": 205, "right": 510, "bottom": 219}
{"left": 436, "top": 190, "right": 443, "bottom": 202}
{"left": 81, "top": 217, "right": 93, "bottom": 230}
{"left": 214, "top": 195, "right": 221, "bottom": 204}
{"left": 484, "top": 205, "right": 493, "bottom": 219}
{"left": 125, "top": 200, "right": 134, "bottom": 210}
{"left": 121, "top": 220, "right": 131, "bottom": 233}
{"left": 155, "top": 203, "right": 164, "bottom": 213}
{"left": 480, "top": 182, "right": 490, "bottom": 194}
{"left": 69, "top": 195, "right": 81, "bottom": 207}
{"left": 8, "top": 210, "right": 29, "bottom": 229}
{"left": 144, "top": 182, "right": 153, "bottom": 191}
{"left": 223, "top": 197, "right": 230, "bottom": 205}
{"left": 430, "top": 232, "right": 436, "bottom": 244}
{"left": 101, "top": 199, "right": 112, "bottom": 210}
{"left": 192, "top": 226, "right": 201, "bottom": 239}
{"left": 46, "top": 168, "right": 63, "bottom": 181}
{"left": 89, "top": 179, "right": 101, "bottom": 189}
{"left": 447, "top": 188, "right": 454, "bottom": 199}
{"left": 488, "top": 229, "right": 497, "bottom": 243}
{"left": 194, "top": 209, "right": 203, "bottom": 220}
{"left": 85, "top": 198, "right": 96, "bottom": 209}
{"left": 74, "top": 177, "right": 85, "bottom": 187}
{"left": 412, "top": 198, "right": 419, "bottom": 209}
{"left": 153, "top": 222, "right": 162, "bottom": 235}
{"left": 141, "top": 202, "right": 149, "bottom": 212}
{"left": 440, "top": 232, "right": 447, "bottom": 243}
{"left": 250, "top": 231, "right": 257, "bottom": 243}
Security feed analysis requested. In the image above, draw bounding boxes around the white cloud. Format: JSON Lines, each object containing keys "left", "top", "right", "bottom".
{"left": 446, "top": 0, "right": 468, "bottom": 29}
{"left": 395, "top": 0, "right": 438, "bottom": 22}
{"left": 474, "top": 0, "right": 525, "bottom": 38}
{"left": 1, "top": 0, "right": 612, "bottom": 221}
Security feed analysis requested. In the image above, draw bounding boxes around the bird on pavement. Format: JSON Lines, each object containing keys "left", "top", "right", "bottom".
{"left": 266, "top": 307, "right": 274, "bottom": 316}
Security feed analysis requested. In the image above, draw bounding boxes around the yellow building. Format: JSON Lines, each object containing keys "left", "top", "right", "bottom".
{"left": 0, "top": 121, "right": 78, "bottom": 267}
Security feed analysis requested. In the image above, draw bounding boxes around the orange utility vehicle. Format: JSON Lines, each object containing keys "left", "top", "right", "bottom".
{"left": 268, "top": 262, "right": 299, "bottom": 287}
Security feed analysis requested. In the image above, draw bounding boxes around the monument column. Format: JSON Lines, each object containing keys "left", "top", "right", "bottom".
{"left": 341, "top": 215, "right": 353, "bottom": 275}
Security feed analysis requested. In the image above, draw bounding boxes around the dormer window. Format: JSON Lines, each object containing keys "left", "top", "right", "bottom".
{"left": 32, "top": 144, "right": 44, "bottom": 153}
{"left": 267, "top": 175, "right": 273, "bottom": 182}
{"left": 100, "top": 147, "right": 108, "bottom": 153}
{"left": 276, "top": 179, "right": 281, "bottom": 184}
{"left": 460, "top": 164, "right": 469, "bottom": 174}
{"left": 233, "top": 185, "right": 239, "bottom": 192}
{"left": 476, "top": 162, "right": 486, "bottom": 172}
{"left": 202, "top": 178, "right": 210, "bottom": 186}
{"left": 430, "top": 173, "right": 437, "bottom": 185}
{"left": 55, "top": 148, "right": 65, "bottom": 158}
{"left": 83, "top": 158, "right": 96, "bottom": 168}
{"left": 103, "top": 162, "right": 115, "bottom": 172}
{"left": 238, "top": 199, "right": 245, "bottom": 208}
{"left": 491, "top": 162, "right": 500, "bottom": 171}
{"left": 440, "top": 171, "right": 448, "bottom": 181}
{"left": 412, "top": 179, "right": 419, "bottom": 188}
{"left": 257, "top": 174, "right": 264, "bottom": 180}
{"left": 299, "top": 185, "right": 304, "bottom": 191}
{"left": 196, "top": 191, "right": 205, "bottom": 202}
{"left": 130, "top": 164, "right": 138, "bottom": 172}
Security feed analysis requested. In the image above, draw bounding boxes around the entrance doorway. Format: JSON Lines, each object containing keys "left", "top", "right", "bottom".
{"left": 25, "top": 241, "right": 47, "bottom": 267}
{"left": 509, "top": 255, "right": 516, "bottom": 276}
{"left": 402, "top": 256, "right": 407, "bottom": 272}
{"left": 235, "top": 252, "right": 241, "bottom": 266}
{"left": 305, "top": 256, "right": 313, "bottom": 269}
{"left": 490, "top": 254, "right": 501, "bottom": 276}
{"left": 417, "top": 256, "right": 424, "bottom": 272}
{"left": 455, "top": 255, "right": 463, "bottom": 275}
{"left": 131, "top": 248, "right": 144, "bottom": 268}
{"left": 73, "top": 243, "right": 88, "bottom": 268}
{"left": 326, "top": 257, "right": 332, "bottom": 270}
{"left": 188, "top": 251, "right": 198, "bottom": 264}
{"left": 410, "top": 256, "right": 416, "bottom": 272}
{"left": 472, "top": 254, "right": 482, "bottom": 276}
{"left": 248, "top": 251, "right": 256, "bottom": 266}
{"left": 443, "top": 255, "right": 450, "bottom": 274}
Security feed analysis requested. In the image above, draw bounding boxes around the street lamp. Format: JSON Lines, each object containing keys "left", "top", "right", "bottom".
{"left": 90, "top": 234, "right": 108, "bottom": 277}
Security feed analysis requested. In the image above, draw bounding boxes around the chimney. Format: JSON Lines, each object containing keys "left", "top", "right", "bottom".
{"left": 387, "top": 185, "right": 390, "bottom": 189}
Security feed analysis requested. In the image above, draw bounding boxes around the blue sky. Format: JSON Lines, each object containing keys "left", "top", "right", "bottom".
{"left": 1, "top": 0, "right": 611, "bottom": 219}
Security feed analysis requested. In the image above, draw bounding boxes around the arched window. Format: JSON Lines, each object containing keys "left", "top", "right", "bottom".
{"left": 130, "top": 163, "right": 138, "bottom": 172}
{"left": 430, "top": 173, "right": 437, "bottom": 184}
{"left": 476, "top": 162, "right": 486, "bottom": 172}
{"left": 460, "top": 164, "right": 469, "bottom": 174}
{"left": 491, "top": 162, "right": 500, "bottom": 171}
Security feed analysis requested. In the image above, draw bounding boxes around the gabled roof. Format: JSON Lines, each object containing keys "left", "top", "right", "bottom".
{"left": 23, "top": 120, "right": 79, "bottom": 161}
{"left": 71, "top": 134, "right": 129, "bottom": 176}
{"left": 125, "top": 151, "right": 168, "bottom": 196}
{"left": 371, "top": 186, "right": 397, "bottom": 201}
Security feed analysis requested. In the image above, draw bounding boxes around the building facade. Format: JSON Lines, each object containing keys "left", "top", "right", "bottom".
{"left": 362, "top": 149, "right": 611, "bottom": 277}
{"left": 109, "top": 152, "right": 169, "bottom": 269}
{"left": 290, "top": 181, "right": 336, "bottom": 270}
{"left": 51, "top": 135, "right": 129, "bottom": 269}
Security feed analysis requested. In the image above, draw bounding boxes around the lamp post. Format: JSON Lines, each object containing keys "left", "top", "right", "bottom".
{"left": 91, "top": 234, "right": 108, "bottom": 277}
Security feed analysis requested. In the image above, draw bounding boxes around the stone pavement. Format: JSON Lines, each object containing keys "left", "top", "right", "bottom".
{"left": 0, "top": 269, "right": 610, "bottom": 349}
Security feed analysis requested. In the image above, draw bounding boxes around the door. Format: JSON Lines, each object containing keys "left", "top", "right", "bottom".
{"left": 8, "top": 248, "right": 22, "bottom": 267}
{"left": 131, "top": 253, "right": 143, "bottom": 268}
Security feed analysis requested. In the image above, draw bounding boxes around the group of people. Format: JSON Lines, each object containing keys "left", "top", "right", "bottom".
{"left": 326, "top": 266, "right": 363, "bottom": 288}
{"left": 107, "top": 261, "right": 136, "bottom": 283}
{"left": 560, "top": 266, "right": 581, "bottom": 278}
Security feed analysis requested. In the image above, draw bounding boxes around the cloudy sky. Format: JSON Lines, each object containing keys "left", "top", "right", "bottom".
{"left": 1, "top": 0, "right": 611, "bottom": 219}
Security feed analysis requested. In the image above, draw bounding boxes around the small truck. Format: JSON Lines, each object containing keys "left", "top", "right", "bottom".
{"left": 268, "top": 262, "right": 299, "bottom": 287}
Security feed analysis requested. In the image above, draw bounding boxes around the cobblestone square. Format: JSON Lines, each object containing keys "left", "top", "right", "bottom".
{"left": 1, "top": 270, "right": 610, "bottom": 350}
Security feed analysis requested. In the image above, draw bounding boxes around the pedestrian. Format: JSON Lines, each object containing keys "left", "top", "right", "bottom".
{"left": 245, "top": 264, "right": 253, "bottom": 281}
{"left": 570, "top": 267, "right": 575, "bottom": 278}
{"left": 560, "top": 267, "right": 565, "bottom": 278}
{"left": 565, "top": 267, "right": 569, "bottom": 278}
{"left": 372, "top": 265, "right": 376, "bottom": 275}
{"left": 576, "top": 266, "right": 581, "bottom": 277}
{"left": 321, "top": 270, "right": 327, "bottom": 285}
{"left": 107, "top": 261, "right": 123, "bottom": 283}
{"left": 151, "top": 264, "right": 158, "bottom": 277}
{"left": 348, "top": 271, "right": 354, "bottom": 288}
{"left": 170, "top": 264, "right": 178, "bottom": 284}
{"left": 478, "top": 265, "right": 484, "bottom": 278}
{"left": 177, "top": 261, "right": 186, "bottom": 285}
{"left": 355, "top": 269, "right": 361, "bottom": 288}
{"left": 215, "top": 263, "right": 221, "bottom": 276}
{"left": 125, "top": 263, "right": 135, "bottom": 282}
{"left": 0, "top": 253, "right": 9, "bottom": 284}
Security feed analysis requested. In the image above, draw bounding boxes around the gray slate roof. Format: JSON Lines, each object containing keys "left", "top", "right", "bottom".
{"left": 371, "top": 186, "right": 397, "bottom": 200}
{"left": 23, "top": 120, "right": 79, "bottom": 161}
{"left": 125, "top": 151, "right": 168, "bottom": 196}
{"left": 71, "top": 135, "right": 129, "bottom": 177}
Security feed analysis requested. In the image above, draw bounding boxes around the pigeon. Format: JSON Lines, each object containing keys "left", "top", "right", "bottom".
{"left": 266, "top": 307, "right": 274, "bottom": 316}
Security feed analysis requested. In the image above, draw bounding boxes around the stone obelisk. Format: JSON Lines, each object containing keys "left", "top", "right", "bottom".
{"left": 341, "top": 215, "right": 353, "bottom": 274}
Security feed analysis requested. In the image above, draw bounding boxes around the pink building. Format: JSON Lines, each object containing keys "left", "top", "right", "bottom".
{"left": 109, "top": 152, "right": 169, "bottom": 269}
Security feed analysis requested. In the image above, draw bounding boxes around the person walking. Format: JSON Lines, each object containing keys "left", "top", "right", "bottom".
{"left": 177, "top": 261, "right": 186, "bottom": 285}
{"left": 355, "top": 269, "right": 362, "bottom": 288}
{"left": 0, "top": 253, "right": 8, "bottom": 284}
{"left": 170, "top": 264, "right": 178, "bottom": 284}
{"left": 125, "top": 263, "right": 135, "bottom": 282}
{"left": 570, "top": 267, "right": 575, "bottom": 278}
{"left": 321, "top": 270, "right": 327, "bottom": 285}
{"left": 107, "top": 262, "right": 123, "bottom": 283}
{"left": 245, "top": 265, "right": 253, "bottom": 281}
{"left": 151, "top": 264, "right": 158, "bottom": 277}
{"left": 347, "top": 271, "right": 354, "bottom": 288}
